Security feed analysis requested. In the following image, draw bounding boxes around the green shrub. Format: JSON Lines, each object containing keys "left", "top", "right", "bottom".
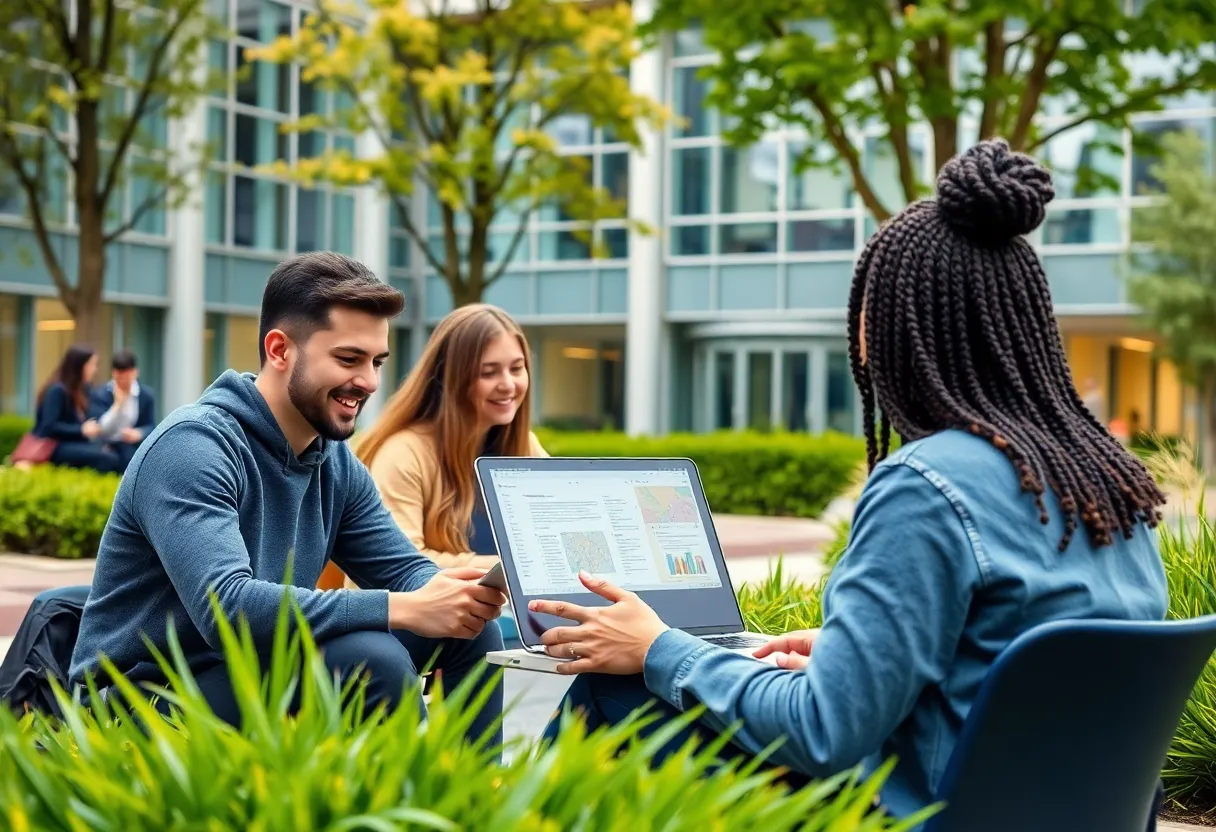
{"left": 1159, "top": 507, "right": 1216, "bottom": 817}
{"left": 737, "top": 559, "right": 828, "bottom": 635}
{"left": 0, "top": 464, "right": 119, "bottom": 558}
{"left": 821, "top": 520, "right": 852, "bottom": 570}
{"left": 0, "top": 414, "right": 33, "bottom": 461}
{"left": 0, "top": 596, "right": 936, "bottom": 831}
{"left": 535, "top": 429, "right": 866, "bottom": 518}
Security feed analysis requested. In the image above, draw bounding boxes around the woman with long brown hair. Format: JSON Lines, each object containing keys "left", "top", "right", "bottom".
{"left": 349, "top": 304, "right": 547, "bottom": 641}
{"left": 32, "top": 344, "right": 124, "bottom": 473}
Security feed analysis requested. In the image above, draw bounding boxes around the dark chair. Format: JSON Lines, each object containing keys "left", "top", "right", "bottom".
{"left": 924, "top": 615, "right": 1216, "bottom": 832}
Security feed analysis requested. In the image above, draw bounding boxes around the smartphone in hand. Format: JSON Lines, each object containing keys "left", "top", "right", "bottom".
{"left": 478, "top": 561, "right": 508, "bottom": 591}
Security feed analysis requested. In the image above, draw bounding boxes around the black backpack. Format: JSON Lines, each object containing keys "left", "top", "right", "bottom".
{"left": 0, "top": 585, "right": 91, "bottom": 718}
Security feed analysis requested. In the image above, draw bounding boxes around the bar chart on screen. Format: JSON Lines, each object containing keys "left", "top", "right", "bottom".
{"left": 665, "top": 551, "right": 708, "bottom": 577}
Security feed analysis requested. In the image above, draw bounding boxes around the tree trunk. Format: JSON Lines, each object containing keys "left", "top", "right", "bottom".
{"left": 73, "top": 86, "right": 106, "bottom": 348}
{"left": 448, "top": 276, "right": 485, "bottom": 307}
{"left": 932, "top": 117, "right": 958, "bottom": 175}
{"left": 73, "top": 198, "right": 107, "bottom": 348}
{"left": 465, "top": 218, "right": 489, "bottom": 307}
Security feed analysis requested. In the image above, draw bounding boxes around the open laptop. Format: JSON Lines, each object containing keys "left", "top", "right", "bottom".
{"left": 474, "top": 456, "right": 783, "bottom": 673}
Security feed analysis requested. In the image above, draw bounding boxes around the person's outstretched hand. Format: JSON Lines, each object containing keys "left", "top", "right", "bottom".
{"left": 752, "top": 628, "right": 821, "bottom": 670}
{"left": 528, "top": 572, "right": 669, "bottom": 675}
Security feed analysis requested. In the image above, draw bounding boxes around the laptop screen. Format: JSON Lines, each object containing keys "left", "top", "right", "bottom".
{"left": 475, "top": 456, "right": 748, "bottom": 649}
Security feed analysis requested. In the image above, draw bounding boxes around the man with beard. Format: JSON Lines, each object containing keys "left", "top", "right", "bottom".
{"left": 69, "top": 252, "right": 507, "bottom": 749}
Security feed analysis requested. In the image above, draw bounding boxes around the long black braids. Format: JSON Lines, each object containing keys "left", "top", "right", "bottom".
{"left": 846, "top": 138, "right": 1165, "bottom": 552}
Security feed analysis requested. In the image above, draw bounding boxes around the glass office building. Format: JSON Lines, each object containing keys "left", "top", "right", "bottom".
{"left": 0, "top": 0, "right": 1209, "bottom": 446}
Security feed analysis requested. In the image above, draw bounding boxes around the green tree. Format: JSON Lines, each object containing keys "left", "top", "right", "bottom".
{"left": 249, "top": 0, "right": 670, "bottom": 307}
{"left": 649, "top": 0, "right": 1216, "bottom": 221}
{"left": 1127, "top": 129, "right": 1216, "bottom": 469}
{"left": 0, "top": 0, "right": 220, "bottom": 346}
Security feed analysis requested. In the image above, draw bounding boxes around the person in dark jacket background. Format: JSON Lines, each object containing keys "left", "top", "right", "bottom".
{"left": 89, "top": 349, "right": 157, "bottom": 470}
{"left": 33, "top": 344, "right": 123, "bottom": 474}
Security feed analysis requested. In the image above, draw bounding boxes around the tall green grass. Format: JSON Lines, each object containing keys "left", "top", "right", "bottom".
{"left": 0, "top": 591, "right": 934, "bottom": 831}
{"left": 737, "top": 559, "right": 827, "bottom": 635}
{"left": 1159, "top": 496, "right": 1216, "bottom": 818}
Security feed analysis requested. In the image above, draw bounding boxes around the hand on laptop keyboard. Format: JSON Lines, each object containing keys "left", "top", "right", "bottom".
{"left": 749, "top": 629, "right": 821, "bottom": 670}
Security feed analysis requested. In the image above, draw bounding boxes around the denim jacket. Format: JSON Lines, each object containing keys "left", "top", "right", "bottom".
{"left": 643, "top": 428, "right": 1168, "bottom": 822}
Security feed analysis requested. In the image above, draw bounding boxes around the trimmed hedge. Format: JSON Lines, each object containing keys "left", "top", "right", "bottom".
{"left": 535, "top": 429, "right": 866, "bottom": 519}
{"left": 0, "top": 414, "right": 32, "bottom": 461}
{"left": 0, "top": 464, "right": 118, "bottom": 558}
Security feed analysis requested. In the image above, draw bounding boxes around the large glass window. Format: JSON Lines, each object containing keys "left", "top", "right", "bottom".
{"left": 232, "top": 176, "right": 288, "bottom": 250}
{"left": 671, "top": 225, "right": 709, "bottom": 256}
{"left": 787, "top": 218, "right": 854, "bottom": 252}
{"left": 1042, "top": 208, "right": 1121, "bottom": 245}
{"left": 673, "top": 147, "right": 711, "bottom": 216}
{"left": 537, "top": 339, "right": 619, "bottom": 430}
{"left": 235, "top": 0, "right": 292, "bottom": 43}
{"left": 225, "top": 314, "right": 262, "bottom": 373}
{"left": 673, "top": 66, "right": 713, "bottom": 137}
{"left": 207, "top": 0, "right": 355, "bottom": 254}
{"left": 721, "top": 143, "right": 779, "bottom": 214}
{"left": 1039, "top": 122, "right": 1123, "bottom": 199}
{"left": 296, "top": 188, "right": 325, "bottom": 253}
{"left": 781, "top": 351, "right": 809, "bottom": 431}
{"left": 547, "top": 113, "right": 593, "bottom": 147}
{"left": 701, "top": 343, "right": 859, "bottom": 436}
{"left": 747, "top": 352, "right": 772, "bottom": 430}
{"left": 720, "top": 223, "right": 777, "bottom": 254}
{"left": 35, "top": 298, "right": 115, "bottom": 392}
{"left": 787, "top": 143, "right": 852, "bottom": 211}
{"left": 0, "top": 296, "right": 25, "bottom": 415}
{"left": 863, "top": 135, "right": 927, "bottom": 213}
{"left": 538, "top": 230, "right": 591, "bottom": 261}
{"left": 714, "top": 351, "right": 734, "bottom": 429}
{"left": 1132, "top": 116, "right": 1216, "bottom": 195}
{"left": 826, "top": 351, "right": 855, "bottom": 433}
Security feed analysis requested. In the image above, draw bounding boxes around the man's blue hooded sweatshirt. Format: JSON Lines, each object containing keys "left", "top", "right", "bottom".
{"left": 69, "top": 370, "right": 440, "bottom": 686}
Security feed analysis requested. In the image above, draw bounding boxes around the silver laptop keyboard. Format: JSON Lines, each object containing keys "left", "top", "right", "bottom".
{"left": 704, "top": 634, "right": 768, "bottom": 649}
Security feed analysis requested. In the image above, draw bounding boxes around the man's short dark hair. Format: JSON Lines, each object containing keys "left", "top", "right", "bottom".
{"left": 258, "top": 251, "right": 406, "bottom": 364}
{"left": 112, "top": 349, "right": 138, "bottom": 371}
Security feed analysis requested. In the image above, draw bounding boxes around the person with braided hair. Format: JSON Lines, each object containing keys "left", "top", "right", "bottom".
{"left": 526, "top": 138, "right": 1169, "bottom": 824}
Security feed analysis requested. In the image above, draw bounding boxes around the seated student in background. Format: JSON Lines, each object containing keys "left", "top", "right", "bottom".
{"left": 33, "top": 344, "right": 124, "bottom": 474}
{"left": 89, "top": 349, "right": 157, "bottom": 471}
{"left": 528, "top": 140, "right": 1170, "bottom": 822}
{"left": 351, "top": 304, "right": 547, "bottom": 647}
{"left": 69, "top": 252, "right": 507, "bottom": 751}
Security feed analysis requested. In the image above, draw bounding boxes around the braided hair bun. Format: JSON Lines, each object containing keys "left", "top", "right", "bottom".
{"left": 847, "top": 136, "right": 1165, "bottom": 552}
{"left": 935, "top": 138, "right": 1055, "bottom": 246}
